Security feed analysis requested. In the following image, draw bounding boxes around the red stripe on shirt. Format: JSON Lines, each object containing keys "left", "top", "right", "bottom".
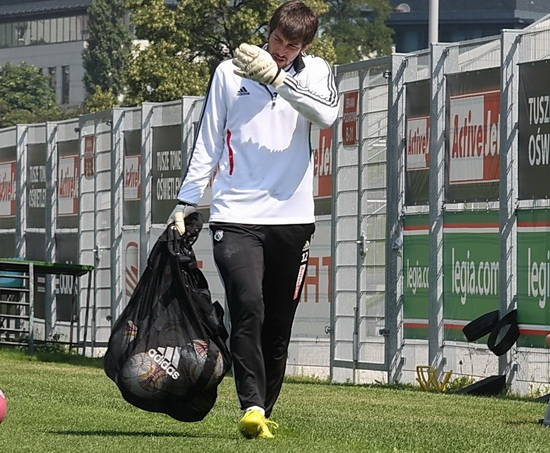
{"left": 226, "top": 130, "right": 234, "bottom": 175}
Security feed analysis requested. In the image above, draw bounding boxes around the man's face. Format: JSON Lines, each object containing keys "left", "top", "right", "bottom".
{"left": 267, "top": 28, "right": 309, "bottom": 68}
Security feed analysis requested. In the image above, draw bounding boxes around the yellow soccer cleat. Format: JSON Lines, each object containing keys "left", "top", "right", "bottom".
{"left": 238, "top": 409, "right": 279, "bottom": 439}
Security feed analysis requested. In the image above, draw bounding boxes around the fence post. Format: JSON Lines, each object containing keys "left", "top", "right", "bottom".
{"left": 386, "top": 54, "right": 409, "bottom": 383}
{"left": 428, "top": 44, "right": 447, "bottom": 372}
{"left": 139, "top": 103, "right": 154, "bottom": 271}
{"left": 499, "top": 29, "right": 521, "bottom": 378}
{"left": 15, "top": 124, "right": 27, "bottom": 259}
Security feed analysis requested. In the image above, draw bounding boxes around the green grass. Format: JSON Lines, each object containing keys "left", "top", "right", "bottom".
{"left": 0, "top": 348, "right": 549, "bottom": 452}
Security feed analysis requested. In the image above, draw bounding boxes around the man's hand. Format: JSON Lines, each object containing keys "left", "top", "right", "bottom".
{"left": 167, "top": 203, "right": 197, "bottom": 235}
{"left": 233, "top": 43, "right": 286, "bottom": 88}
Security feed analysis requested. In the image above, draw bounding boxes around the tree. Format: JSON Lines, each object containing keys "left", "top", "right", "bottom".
{"left": 0, "top": 62, "right": 61, "bottom": 128}
{"left": 85, "top": 86, "right": 118, "bottom": 113}
{"left": 124, "top": 0, "right": 333, "bottom": 104}
{"left": 82, "top": 0, "right": 132, "bottom": 107}
{"left": 321, "top": 0, "right": 394, "bottom": 64}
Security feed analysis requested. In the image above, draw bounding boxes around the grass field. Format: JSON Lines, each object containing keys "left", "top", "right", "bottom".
{"left": 0, "top": 348, "right": 549, "bottom": 452}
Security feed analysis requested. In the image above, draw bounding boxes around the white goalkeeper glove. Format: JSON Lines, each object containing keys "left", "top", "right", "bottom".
{"left": 233, "top": 43, "right": 286, "bottom": 88}
{"left": 168, "top": 202, "right": 197, "bottom": 235}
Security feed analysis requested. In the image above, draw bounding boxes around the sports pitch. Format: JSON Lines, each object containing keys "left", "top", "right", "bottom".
{"left": 0, "top": 348, "right": 549, "bottom": 453}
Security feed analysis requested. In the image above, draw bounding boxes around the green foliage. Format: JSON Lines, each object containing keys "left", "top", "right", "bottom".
{"left": 85, "top": 85, "right": 119, "bottom": 113}
{"left": 307, "top": 34, "right": 338, "bottom": 66}
{"left": 528, "top": 382, "right": 550, "bottom": 399}
{"left": 321, "top": 0, "right": 394, "bottom": 64}
{"left": 82, "top": 0, "right": 132, "bottom": 102}
{"left": 0, "top": 62, "right": 61, "bottom": 128}
{"left": 125, "top": 0, "right": 277, "bottom": 102}
{"left": 124, "top": 0, "right": 337, "bottom": 103}
{"left": 445, "top": 374, "right": 477, "bottom": 393}
{"left": 125, "top": 39, "right": 211, "bottom": 104}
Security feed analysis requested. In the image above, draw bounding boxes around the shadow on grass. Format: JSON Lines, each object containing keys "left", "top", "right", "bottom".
{"left": 0, "top": 345, "right": 104, "bottom": 369}
{"left": 33, "top": 351, "right": 104, "bottom": 368}
{"left": 504, "top": 419, "right": 545, "bottom": 427}
{"left": 51, "top": 429, "right": 236, "bottom": 439}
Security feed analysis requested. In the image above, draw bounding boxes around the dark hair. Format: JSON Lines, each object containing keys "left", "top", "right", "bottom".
{"left": 268, "top": 1, "right": 319, "bottom": 47}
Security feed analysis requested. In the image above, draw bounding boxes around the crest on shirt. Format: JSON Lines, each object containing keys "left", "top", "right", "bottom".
{"left": 213, "top": 230, "right": 224, "bottom": 242}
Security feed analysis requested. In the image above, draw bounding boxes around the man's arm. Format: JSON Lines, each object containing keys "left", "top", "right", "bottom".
{"left": 276, "top": 56, "right": 339, "bottom": 129}
{"left": 233, "top": 44, "right": 338, "bottom": 129}
{"left": 177, "top": 68, "right": 227, "bottom": 205}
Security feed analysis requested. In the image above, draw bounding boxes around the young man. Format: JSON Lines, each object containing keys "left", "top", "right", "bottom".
{"left": 169, "top": 0, "right": 338, "bottom": 439}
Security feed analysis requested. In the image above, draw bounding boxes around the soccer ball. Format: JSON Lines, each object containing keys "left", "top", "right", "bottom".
{"left": 122, "top": 320, "right": 138, "bottom": 347}
{"left": 108, "top": 320, "right": 139, "bottom": 360}
{"left": 120, "top": 352, "right": 170, "bottom": 400}
{"left": 181, "top": 339, "right": 226, "bottom": 388}
{"left": 0, "top": 389, "right": 6, "bottom": 423}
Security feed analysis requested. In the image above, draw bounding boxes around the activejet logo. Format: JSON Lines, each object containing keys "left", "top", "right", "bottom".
{"left": 148, "top": 346, "right": 181, "bottom": 380}
{"left": 237, "top": 86, "right": 250, "bottom": 96}
{"left": 448, "top": 90, "right": 500, "bottom": 184}
{"left": 406, "top": 116, "right": 430, "bottom": 170}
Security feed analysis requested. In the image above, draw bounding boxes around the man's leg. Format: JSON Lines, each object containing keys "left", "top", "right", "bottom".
{"left": 210, "top": 223, "right": 267, "bottom": 411}
{"left": 261, "top": 223, "right": 315, "bottom": 418}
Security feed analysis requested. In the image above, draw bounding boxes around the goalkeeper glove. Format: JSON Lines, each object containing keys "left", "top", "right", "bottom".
{"left": 167, "top": 202, "right": 197, "bottom": 235}
{"left": 233, "top": 43, "right": 286, "bottom": 88}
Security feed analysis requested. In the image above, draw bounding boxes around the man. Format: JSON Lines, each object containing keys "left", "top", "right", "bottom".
{"left": 169, "top": 0, "right": 338, "bottom": 439}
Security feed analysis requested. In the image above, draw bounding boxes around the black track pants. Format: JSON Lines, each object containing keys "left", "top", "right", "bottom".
{"left": 210, "top": 223, "right": 315, "bottom": 418}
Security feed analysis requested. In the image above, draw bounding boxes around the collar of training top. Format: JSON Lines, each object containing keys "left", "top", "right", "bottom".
{"left": 292, "top": 53, "right": 306, "bottom": 72}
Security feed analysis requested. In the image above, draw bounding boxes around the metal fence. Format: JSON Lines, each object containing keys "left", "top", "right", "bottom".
{"left": 0, "top": 95, "right": 334, "bottom": 371}
{"left": 330, "top": 14, "right": 550, "bottom": 395}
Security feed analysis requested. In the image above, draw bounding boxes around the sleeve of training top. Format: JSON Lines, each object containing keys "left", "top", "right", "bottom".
{"left": 176, "top": 67, "right": 227, "bottom": 205}
{"left": 276, "top": 56, "right": 339, "bottom": 129}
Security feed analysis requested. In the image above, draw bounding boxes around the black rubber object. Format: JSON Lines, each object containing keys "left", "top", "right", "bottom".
{"left": 462, "top": 310, "right": 500, "bottom": 342}
{"left": 456, "top": 375, "right": 506, "bottom": 396}
{"left": 487, "top": 309, "right": 520, "bottom": 356}
{"left": 535, "top": 394, "right": 550, "bottom": 404}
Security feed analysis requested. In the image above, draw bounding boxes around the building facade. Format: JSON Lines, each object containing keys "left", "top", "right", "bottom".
{"left": 0, "top": 0, "right": 92, "bottom": 106}
{"left": 387, "top": 0, "right": 548, "bottom": 52}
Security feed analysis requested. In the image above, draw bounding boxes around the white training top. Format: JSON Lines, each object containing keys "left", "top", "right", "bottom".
{"left": 177, "top": 51, "right": 338, "bottom": 224}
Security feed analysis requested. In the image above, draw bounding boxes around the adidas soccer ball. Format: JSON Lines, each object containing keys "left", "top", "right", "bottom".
{"left": 108, "top": 320, "right": 139, "bottom": 360}
{"left": 120, "top": 352, "right": 170, "bottom": 400}
{"left": 122, "top": 320, "right": 138, "bottom": 347}
{"left": 182, "top": 339, "right": 226, "bottom": 387}
{"left": 0, "top": 389, "right": 6, "bottom": 423}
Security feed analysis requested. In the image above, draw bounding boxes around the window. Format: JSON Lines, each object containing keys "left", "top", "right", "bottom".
{"left": 15, "top": 23, "right": 27, "bottom": 45}
{"left": 61, "top": 66, "right": 70, "bottom": 104}
{"left": 0, "top": 15, "right": 90, "bottom": 49}
{"left": 0, "top": 23, "right": 7, "bottom": 48}
{"left": 48, "top": 67, "right": 57, "bottom": 94}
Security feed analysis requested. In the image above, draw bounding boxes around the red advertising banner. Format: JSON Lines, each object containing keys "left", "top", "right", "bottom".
{"left": 83, "top": 135, "right": 95, "bottom": 179}
{"left": 124, "top": 155, "right": 141, "bottom": 201}
{"left": 123, "top": 130, "right": 141, "bottom": 225}
{"left": 58, "top": 155, "right": 79, "bottom": 216}
{"left": 342, "top": 91, "right": 358, "bottom": 146}
{"left": 0, "top": 161, "right": 16, "bottom": 217}
{"left": 312, "top": 126, "right": 332, "bottom": 198}
{"left": 448, "top": 90, "right": 500, "bottom": 184}
{"left": 407, "top": 116, "right": 430, "bottom": 170}
{"left": 445, "top": 68, "right": 500, "bottom": 202}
